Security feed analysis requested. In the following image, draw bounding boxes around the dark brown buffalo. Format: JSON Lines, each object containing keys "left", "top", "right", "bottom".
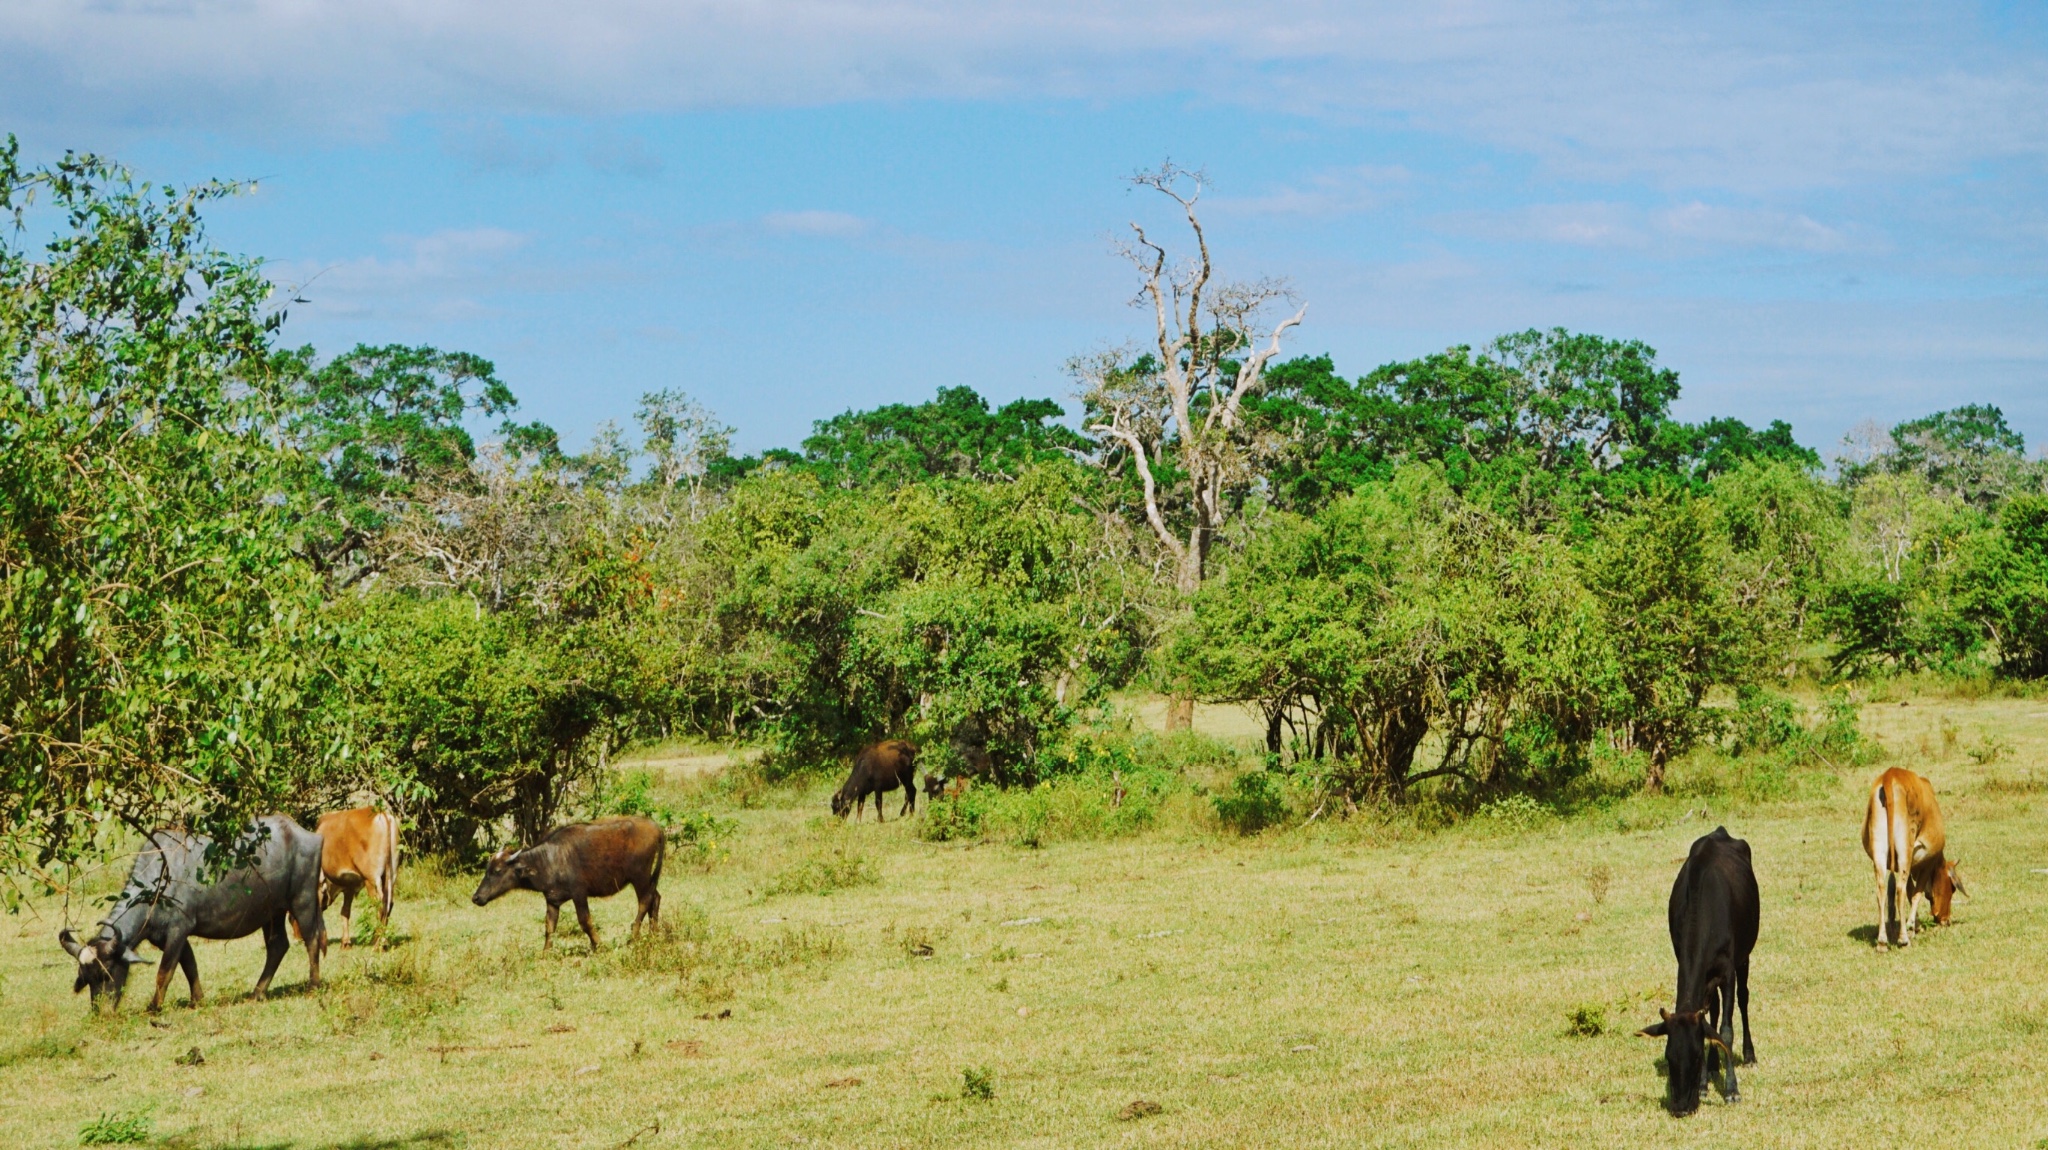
{"left": 832, "top": 739, "right": 918, "bottom": 821}
{"left": 470, "top": 816, "right": 664, "bottom": 950}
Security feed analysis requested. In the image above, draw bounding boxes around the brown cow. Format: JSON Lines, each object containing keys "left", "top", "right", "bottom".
{"left": 470, "top": 816, "right": 664, "bottom": 950}
{"left": 1862, "top": 767, "right": 1966, "bottom": 948}
{"left": 832, "top": 739, "right": 918, "bottom": 821}
{"left": 314, "top": 808, "right": 399, "bottom": 952}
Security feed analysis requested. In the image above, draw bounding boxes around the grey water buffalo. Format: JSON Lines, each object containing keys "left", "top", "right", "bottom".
{"left": 832, "top": 739, "right": 918, "bottom": 821}
{"left": 58, "top": 815, "right": 326, "bottom": 1012}
{"left": 470, "top": 816, "right": 664, "bottom": 950}
{"left": 1638, "top": 827, "right": 1759, "bottom": 1115}
{"left": 1863, "top": 767, "right": 1965, "bottom": 948}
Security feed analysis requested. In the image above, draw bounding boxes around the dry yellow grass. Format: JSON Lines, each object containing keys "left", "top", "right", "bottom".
{"left": 3, "top": 693, "right": 2047, "bottom": 1148}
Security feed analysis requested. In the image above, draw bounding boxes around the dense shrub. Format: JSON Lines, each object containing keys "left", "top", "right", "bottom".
{"left": 1212, "top": 770, "right": 1289, "bottom": 835}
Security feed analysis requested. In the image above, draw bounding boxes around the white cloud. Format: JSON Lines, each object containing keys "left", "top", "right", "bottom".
{"left": 270, "top": 227, "right": 531, "bottom": 319}
{"left": 1215, "top": 165, "right": 1411, "bottom": 218}
{"left": 1438, "top": 198, "right": 1867, "bottom": 254}
{"left": 1, "top": 3, "right": 2043, "bottom": 192}
{"left": 1657, "top": 202, "right": 1852, "bottom": 252}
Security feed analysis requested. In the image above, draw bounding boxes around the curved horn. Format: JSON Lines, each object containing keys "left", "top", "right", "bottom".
{"left": 58, "top": 928, "right": 82, "bottom": 958}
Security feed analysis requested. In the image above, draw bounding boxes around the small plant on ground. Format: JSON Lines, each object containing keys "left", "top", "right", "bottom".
{"left": 1967, "top": 733, "right": 2013, "bottom": 765}
{"left": 961, "top": 1066, "right": 996, "bottom": 1101}
{"left": 894, "top": 925, "right": 940, "bottom": 958}
{"left": 1565, "top": 1004, "right": 1606, "bottom": 1038}
{"left": 78, "top": 1108, "right": 152, "bottom": 1145}
{"left": 1586, "top": 864, "right": 1612, "bottom": 906}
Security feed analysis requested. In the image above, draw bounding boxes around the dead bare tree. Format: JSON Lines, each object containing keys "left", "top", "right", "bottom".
{"left": 1074, "top": 162, "right": 1305, "bottom": 729}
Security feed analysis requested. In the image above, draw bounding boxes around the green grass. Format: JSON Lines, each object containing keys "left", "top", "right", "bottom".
{"left": 3, "top": 693, "right": 2048, "bottom": 1146}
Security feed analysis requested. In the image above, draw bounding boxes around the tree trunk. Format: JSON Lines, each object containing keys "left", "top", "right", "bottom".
{"left": 1164, "top": 542, "right": 1205, "bottom": 733}
{"left": 1644, "top": 738, "right": 1668, "bottom": 793}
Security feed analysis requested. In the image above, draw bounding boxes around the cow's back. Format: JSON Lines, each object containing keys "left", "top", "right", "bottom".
{"left": 545, "top": 816, "right": 662, "bottom": 897}
{"left": 317, "top": 808, "right": 397, "bottom": 882}
{"left": 1864, "top": 768, "right": 1944, "bottom": 872}
{"left": 1667, "top": 828, "right": 1758, "bottom": 973}
{"left": 857, "top": 740, "right": 916, "bottom": 782}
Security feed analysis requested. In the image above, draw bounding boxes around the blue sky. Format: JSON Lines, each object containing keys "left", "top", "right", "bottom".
{"left": 5, "top": 2, "right": 2046, "bottom": 457}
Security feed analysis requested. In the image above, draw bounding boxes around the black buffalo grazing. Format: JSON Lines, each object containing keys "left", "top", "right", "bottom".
{"left": 58, "top": 815, "right": 326, "bottom": 1012}
{"left": 471, "top": 816, "right": 664, "bottom": 950}
{"left": 1639, "top": 827, "right": 1759, "bottom": 1115}
{"left": 832, "top": 739, "right": 919, "bottom": 821}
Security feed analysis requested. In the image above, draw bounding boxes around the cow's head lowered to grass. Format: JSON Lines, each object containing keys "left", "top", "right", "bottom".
{"left": 1638, "top": 1007, "right": 1732, "bottom": 1115}
{"left": 1930, "top": 859, "right": 1968, "bottom": 924}
{"left": 58, "top": 926, "right": 144, "bottom": 1007}
{"left": 471, "top": 847, "right": 533, "bottom": 906}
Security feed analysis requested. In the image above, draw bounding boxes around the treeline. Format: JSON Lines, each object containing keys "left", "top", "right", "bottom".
{"left": 5, "top": 145, "right": 2046, "bottom": 868}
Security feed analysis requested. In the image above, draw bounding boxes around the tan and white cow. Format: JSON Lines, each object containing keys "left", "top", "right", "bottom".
{"left": 1861, "top": 768, "right": 1964, "bottom": 949}
{"left": 314, "top": 807, "right": 399, "bottom": 951}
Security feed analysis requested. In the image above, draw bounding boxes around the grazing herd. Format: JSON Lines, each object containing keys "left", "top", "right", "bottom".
{"left": 53, "top": 742, "right": 1979, "bottom": 1118}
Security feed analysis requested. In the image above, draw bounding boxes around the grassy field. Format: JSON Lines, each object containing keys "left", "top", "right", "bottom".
{"left": 4, "top": 693, "right": 2048, "bottom": 1148}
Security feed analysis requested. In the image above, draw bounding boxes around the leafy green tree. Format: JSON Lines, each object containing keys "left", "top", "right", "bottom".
{"left": 793, "top": 386, "right": 1086, "bottom": 489}
{"left": 1249, "top": 333, "right": 1810, "bottom": 519}
{"left": 689, "top": 462, "right": 1141, "bottom": 776}
{"left": 1841, "top": 404, "right": 2038, "bottom": 509}
{"left": 284, "top": 343, "right": 518, "bottom": 584}
{"left": 1708, "top": 459, "right": 1844, "bottom": 647}
{"left": 1582, "top": 487, "right": 1759, "bottom": 790}
{"left": 1958, "top": 494, "right": 2048, "bottom": 677}
{"left": 1824, "top": 471, "right": 1982, "bottom": 674}
{"left": 1173, "top": 466, "right": 1601, "bottom": 800}
{"left": 0, "top": 141, "right": 336, "bottom": 867}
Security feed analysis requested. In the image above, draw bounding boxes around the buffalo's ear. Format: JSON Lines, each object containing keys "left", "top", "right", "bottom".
{"left": 1637, "top": 1021, "right": 1669, "bottom": 1038}
{"left": 58, "top": 928, "right": 82, "bottom": 958}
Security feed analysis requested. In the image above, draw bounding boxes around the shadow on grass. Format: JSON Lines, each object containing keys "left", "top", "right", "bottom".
{"left": 168, "top": 1131, "right": 462, "bottom": 1150}
{"left": 229, "top": 978, "right": 324, "bottom": 1005}
{"left": 1847, "top": 924, "right": 1880, "bottom": 944}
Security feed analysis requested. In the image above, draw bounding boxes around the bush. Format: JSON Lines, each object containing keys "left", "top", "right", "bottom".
{"left": 1728, "top": 687, "right": 1802, "bottom": 756}
{"left": 1725, "top": 688, "right": 1870, "bottom": 767}
{"left": 1212, "top": 770, "right": 1289, "bottom": 835}
{"left": 592, "top": 769, "right": 739, "bottom": 867}
{"left": 604, "top": 907, "right": 845, "bottom": 1004}
{"left": 668, "top": 809, "right": 741, "bottom": 868}
{"left": 1473, "top": 794, "right": 1554, "bottom": 833}
{"left": 766, "top": 849, "right": 880, "bottom": 896}
{"left": 919, "top": 786, "right": 992, "bottom": 843}
{"left": 961, "top": 1066, "right": 996, "bottom": 1101}
{"left": 919, "top": 731, "right": 1189, "bottom": 847}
